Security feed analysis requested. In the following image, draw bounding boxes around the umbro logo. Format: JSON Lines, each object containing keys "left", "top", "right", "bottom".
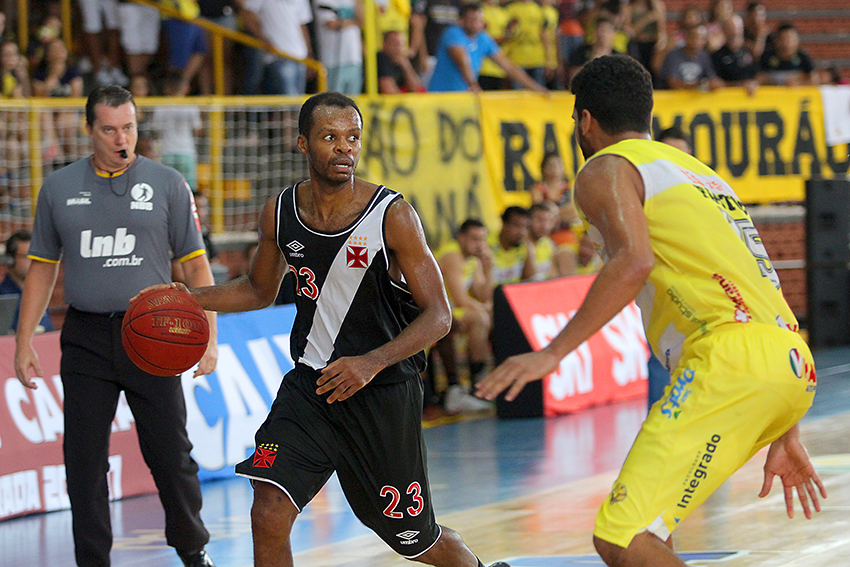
{"left": 396, "top": 530, "right": 420, "bottom": 545}
{"left": 287, "top": 240, "right": 305, "bottom": 258}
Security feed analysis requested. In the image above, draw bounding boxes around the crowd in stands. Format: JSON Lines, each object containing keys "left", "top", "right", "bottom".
{"left": 0, "top": 0, "right": 846, "bottom": 101}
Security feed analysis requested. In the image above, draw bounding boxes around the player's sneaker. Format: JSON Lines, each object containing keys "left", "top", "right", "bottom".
{"left": 178, "top": 548, "right": 216, "bottom": 567}
{"left": 488, "top": 562, "right": 512, "bottom": 567}
{"left": 443, "top": 384, "right": 493, "bottom": 414}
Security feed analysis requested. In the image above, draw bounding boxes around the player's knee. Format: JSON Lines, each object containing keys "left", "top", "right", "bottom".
{"left": 410, "top": 526, "right": 464, "bottom": 565}
{"left": 593, "top": 534, "right": 626, "bottom": 567}
{"left": 466, "top": 306, "right": 491, "bottom": 330}
{"left": 251, "top": 483, "right": 297, "bottom": 536}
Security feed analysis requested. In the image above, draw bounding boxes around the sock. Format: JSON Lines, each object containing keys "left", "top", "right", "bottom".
{"left": 469, "top": 361, "right": 486, "bottom": 379}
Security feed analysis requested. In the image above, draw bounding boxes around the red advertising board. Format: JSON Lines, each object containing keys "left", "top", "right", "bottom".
{"left": 0, "top": 333, "right": 156, "bottom": 521}
{"left": 500, "top": 275, "right": 649, "bottom": 416}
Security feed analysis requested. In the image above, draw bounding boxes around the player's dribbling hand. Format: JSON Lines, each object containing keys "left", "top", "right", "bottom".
{"left": 759, "top": 424, "right": 827, "bottom": 519}
{"left": 475, "top": 348, "right": 561, "bottom": 401}
{"left": 317, "top": 355, "right": 381, "bottom": 403}
{"left": 131, "top": 282, "right": 189, "bottom": 303}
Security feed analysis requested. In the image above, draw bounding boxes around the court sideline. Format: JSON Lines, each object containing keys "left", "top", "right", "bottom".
{"left": 3, "top": 347, "right": 850, "bottom": 567}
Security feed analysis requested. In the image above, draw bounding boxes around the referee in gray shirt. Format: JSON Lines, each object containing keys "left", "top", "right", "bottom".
{"left": 14, "top": 85, "right": 219, "bottom": 567}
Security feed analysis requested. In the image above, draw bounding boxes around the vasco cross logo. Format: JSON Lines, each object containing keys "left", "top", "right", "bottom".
{"left": 131, "top": 183, "right": 154, "bottom": 210}
{"left": 347, "top": 235, "right": 368, "bottom": 268}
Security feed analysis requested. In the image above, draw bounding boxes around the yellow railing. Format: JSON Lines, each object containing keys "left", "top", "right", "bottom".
{"left": 11, "top": 95, "right": 309, "bottom": 234}
{"left": 130, "top": 0, "right": 327, "bottom": 95}
{"left": 43, "top": 0, "right": 327, "bottom": 94}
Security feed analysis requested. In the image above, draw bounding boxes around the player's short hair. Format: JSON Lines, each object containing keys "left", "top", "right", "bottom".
{"left": 501, "top": 206, "right": 530, "bottom": 224}
{"left": 298, "top": 91, "right": 363, "bottom": 138}
{"left": 657, "top": 126, "right": 691, "bottom": 145}
{"left": 458, "top": 218, "right": 485, "bottom": 234}
{"left": 4, "top": 230, "right": 31, "bottom": 265}
{"left": 570, "top": 54, "right": 653, "bottom": 135}
{"left": 86, "top": 84, "right": 135, "bottom": 126}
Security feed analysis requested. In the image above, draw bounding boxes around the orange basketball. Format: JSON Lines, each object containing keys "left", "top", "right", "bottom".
{"left": 121, "top": 287, "right": 209, "bottom": 376}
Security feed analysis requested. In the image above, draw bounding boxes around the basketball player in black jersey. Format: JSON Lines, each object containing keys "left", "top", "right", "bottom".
{"left": 148, "top": 92, "right": 509, "bottom": 566}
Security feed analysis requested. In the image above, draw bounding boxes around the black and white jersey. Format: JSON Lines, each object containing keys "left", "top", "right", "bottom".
{"left": 276, "top": 183, "right": 426, "bottom": 385}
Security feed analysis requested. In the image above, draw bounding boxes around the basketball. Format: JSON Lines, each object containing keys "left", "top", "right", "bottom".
{"left": 121, "top": 287, "right": 210, "bottom": 376}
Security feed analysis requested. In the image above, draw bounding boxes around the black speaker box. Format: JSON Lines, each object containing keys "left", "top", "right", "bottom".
{"left": 806, "top": 264, "right": 850, "bottom": 348}
{"left": 806, "top": 178, "right": 850, "bottom": 266}
{"left": 492, "top": 285, "right": 544, "bottom": 418}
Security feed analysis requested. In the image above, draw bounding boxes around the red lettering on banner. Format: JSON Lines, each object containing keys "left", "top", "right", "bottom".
{"left": 600, "top": 304, "right": 650, "bottom": 387}
{"left": 0, "top": 334, "right": 157, "bottom": 521}
{"left": 500, "top": 275, "right": 648, "bottom": 416}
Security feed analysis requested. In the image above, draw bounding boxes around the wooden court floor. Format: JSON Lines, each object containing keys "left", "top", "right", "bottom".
{"left": 4, "top": 347, "right": 850, "bottom": 567}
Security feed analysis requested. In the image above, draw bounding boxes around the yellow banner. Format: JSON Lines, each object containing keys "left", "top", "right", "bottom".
{"left": 357, "top": 93, "right": 499, "bottom": 248}
{"left": 479, "top": 87, "right": 850, "bottom": 205}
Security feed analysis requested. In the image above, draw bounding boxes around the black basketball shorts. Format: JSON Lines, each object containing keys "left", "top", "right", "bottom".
{"left": 235, "top": 365, "right": 441, "bottom": 557}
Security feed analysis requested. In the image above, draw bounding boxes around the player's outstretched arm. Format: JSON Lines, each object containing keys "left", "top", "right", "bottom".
{"left": 140, "top": 196, "right": 288, "bottom": 313}
{"left": 476, "top": 155, "right": 654, "bottom": 401}
{"left": 759, "top": 423, "right": 827, "bottom": 519}
{"left": 317, "top": 198, "right": 452, "bottom": 403}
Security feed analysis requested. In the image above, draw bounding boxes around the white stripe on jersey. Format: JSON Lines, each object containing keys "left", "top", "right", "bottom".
{"left": 636, "top": 159, "right": 739, "bottom": 201}
{"left": 299, "top": 192, "right": 398, "bottom": 369}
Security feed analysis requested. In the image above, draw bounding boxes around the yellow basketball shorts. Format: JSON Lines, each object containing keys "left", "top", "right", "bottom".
{"left": 594, "top": 323, "right": 817, "bottom": 548}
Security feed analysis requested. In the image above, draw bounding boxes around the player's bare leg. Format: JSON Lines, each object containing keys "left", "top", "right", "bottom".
{"left": 464, "top": 304, "right": 492, "bottom": 382}
{"left": 252, "top": 481, "right": 299, "bottom": 567}
{"left": 594, "top": 532, "right": 684, "bottom": 567}
{"left": 411, "top": 526, "right": 484, "bottom": 567}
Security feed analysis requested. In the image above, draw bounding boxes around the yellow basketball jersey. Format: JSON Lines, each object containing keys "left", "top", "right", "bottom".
{"left": 580, "top": 139, "right": 797, "bottom": 371}
{"left": 532, "top": 236, "right": 555, "bottom": 280}
{"left": 434, "top": 240, "right": 478, "bottom": 305}
{"left": 489, "top": 233, "right": 528, "bottom": 285}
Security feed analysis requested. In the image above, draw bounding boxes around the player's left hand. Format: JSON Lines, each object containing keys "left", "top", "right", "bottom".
{"left": 475, "top": 348, "right": 561, "bottom": 401}
{"left": 759, "top": 429, "right": 827, "bottom": 519}
{"left": 317, "top": 355, "right": 381, "bottom": 403}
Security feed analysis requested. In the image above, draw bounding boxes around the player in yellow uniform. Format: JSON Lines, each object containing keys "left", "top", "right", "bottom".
{"left": 529, "top": 201, "right": 575, "bottom": 279}
{"left": 490, "top": 205, "right": 534, "bottom": 285}
{"left": 476, "top": 54, "right": 825, "bottom": 567}
{"left": 433, "top": 219, "right": 495, "bottom": 411}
